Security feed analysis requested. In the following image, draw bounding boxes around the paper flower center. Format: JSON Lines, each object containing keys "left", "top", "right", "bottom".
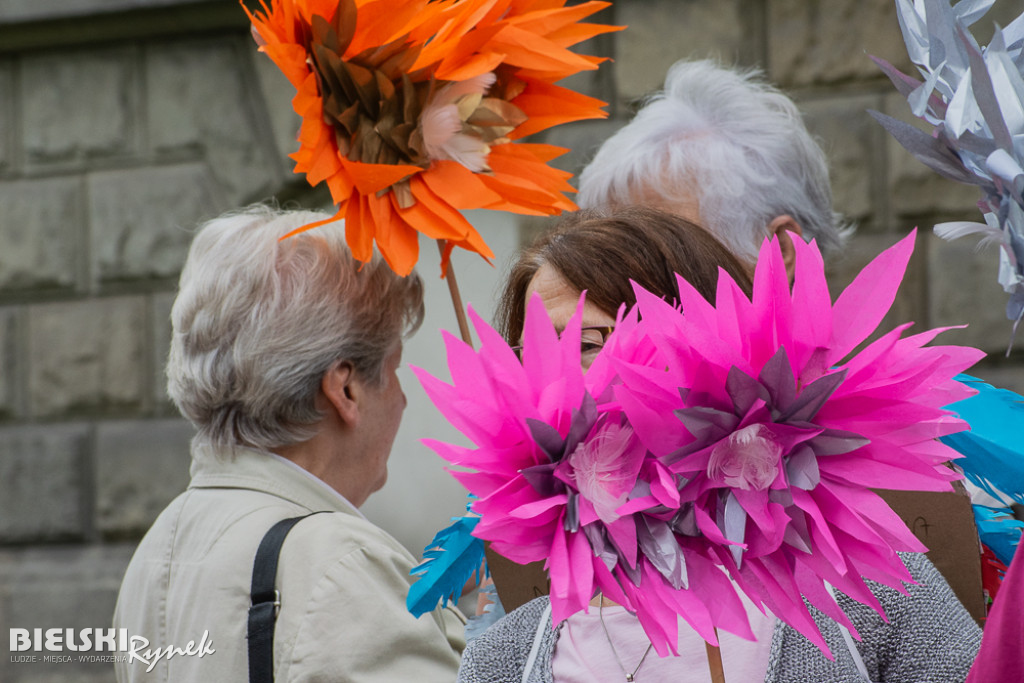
{"left": 569, "top": 421, "right": 641, "bottom": 523}
{"left": 707, "top": 423, "right": 781, "bottom": 491}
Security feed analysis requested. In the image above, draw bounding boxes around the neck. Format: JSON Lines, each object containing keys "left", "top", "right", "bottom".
{"left": 274, "top": 429, "right": 369, "bottom": 508}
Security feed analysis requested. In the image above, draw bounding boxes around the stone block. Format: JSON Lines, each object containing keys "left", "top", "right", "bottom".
{"left": 22, "top": 49, "right": 134, "bottom": 163}
{"left": 883, "top": 94, "right": 983, "bottom": 220}
{"left": 0, "top": 60, "right": 12, "bottom": 173}
{"left": 0, "top": 177, "right": 82, "bottom": 291}
{"left": 94, "top": 419, "right": 193, "bottom": 538}
{"left": 0, "top": 307, "right": 17, "bottom": 417}
{"left": 549, "top": 18, "right": 617, "bottom": 112}
{"left": 147, "top": 39, "right": 280, "bottom": 206}
{"left": 0, "top": 425, "right": 90, "bottom": 542}
{"left": 88, "top": 163, "right": 217, "bottom": 282}
{"left": 0, "top": 0, "right": 184, "bottom": 23}
{"left": 928, "top": 236, "right": 1022, "bottom": 354}
{"left": 616, "top": 0, "right": 746, "bottom": 102}
{"left": 250, "top": 50, "right": 303, "bottom": 179}
{"left": 966, "top": 364, "right": 1024, "bottom": 396}
{"left": 801, "top": 95, "right": 883, "bottom": 226}
{"left": 28, "top": 297, "right": 145, "bottom": 417}
{"left": 768, "top": 0, "right": 910, "bottom": 88}
{"left": 0, "top": 544, "right": 136, "bottom": 683}
{"left": 824, "top": 230, "right": 926, "bottom": 340}
{"left": 151, "top": 291, "right": 176, "bottom": 409}
{"left": 542, "top": 117, "right": 629, "bottom": 182}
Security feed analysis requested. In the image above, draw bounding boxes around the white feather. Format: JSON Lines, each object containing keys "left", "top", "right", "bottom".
{"left": 419, "top": 72, "right": 498, "bottom": 171}
{"left": 933, "top": 220, "right": 1002, "bottom": 241}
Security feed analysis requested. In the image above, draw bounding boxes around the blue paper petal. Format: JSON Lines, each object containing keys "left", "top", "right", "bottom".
{"left": 973, "top": 504, "right": 1023, "bottom": 566}
{"left": 407, "top": 500, "right": 486, "bottom": 618}
{"left": 942, "top": 374, "right": 1024, "bottom": 505}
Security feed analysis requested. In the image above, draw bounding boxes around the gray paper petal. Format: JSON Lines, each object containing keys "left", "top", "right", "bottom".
{"left": 759, "top": 347, "right": 797, "bottom": 412}
{"left": 810, "top": 428, "right": 871, "bottom": 456}
{"left": 868, "top": 54, "right": 923, "bottom": 100}
{"left": 780, "top": 369, "right": 848, "bottom": 423}
{"left": 520, "top": 462, "right": 561, "bottom": 497}
{"left": 670, "top": 504, "right": 700, "bottom": 537}
{"left": 637, "top": 517, "right": 688, "bottom": 589}
{"left": 583, "top": 523, "right": 620, "bottom": 572}
{"left": 783, "top": 523, "right": 812, "bottom": 554}
{"left": 674, "top": 405, "right": 738, "bottom": 444}
{"left": 959, "top": 22, "right": 1015, "bottom": 152}
{"left": 526, "top": 418, "right": 566, "bottom": 463}
{"left": 868, "top": 110, "right": 982, "bottom": 184}
{"left": 726, "top": 365, "right": 769, "bottom": 416}
{"left": 785, "top": 508, "right": 814, "bottom": 554}
{"left": 723, "top": 492, "right": 748, "bottom": 568}
{"left": 564, "top": 392, "right": 598, "bottom": 458}
{"left": 785, "top": 444, "right": 821, "bottom": 490}
{"left": 564, "top": 490, "right": 580, "bottom": 532}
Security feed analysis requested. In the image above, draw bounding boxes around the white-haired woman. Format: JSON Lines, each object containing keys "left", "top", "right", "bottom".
{"left": 114, "top": 206, "right": 464, "bottom": 682}
{"left": 577, "top": 59, "right": 851, "bottom": 280}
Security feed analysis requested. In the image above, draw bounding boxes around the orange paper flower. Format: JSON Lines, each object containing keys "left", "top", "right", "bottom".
{"left": 244, "top": 0, "right": 622, "bottom": 275}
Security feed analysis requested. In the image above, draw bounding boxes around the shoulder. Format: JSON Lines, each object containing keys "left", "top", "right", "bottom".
{"left": 275, "top": 513, "right": 464, "bottom": 681}
{"left": 275, "top": 511, "right": 421, "bottom": 609}
{"left": 282, "top": 510, "right": 415, "bottom": 566}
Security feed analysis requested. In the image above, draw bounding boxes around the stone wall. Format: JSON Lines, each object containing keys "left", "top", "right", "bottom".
{"left": 2, "top": 1, "right": 1022, "bottom": 681}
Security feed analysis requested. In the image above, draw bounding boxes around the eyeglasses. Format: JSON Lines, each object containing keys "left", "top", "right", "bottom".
{"left": 512, "top": 325, "right": 616, "bottom": 366}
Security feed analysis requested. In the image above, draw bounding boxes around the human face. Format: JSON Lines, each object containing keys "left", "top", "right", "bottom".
{"left": 358, "top": 345, "right": 407, "bottom": 498}
{"left": 524, "top": 263, "right": 617, "bottom": 369}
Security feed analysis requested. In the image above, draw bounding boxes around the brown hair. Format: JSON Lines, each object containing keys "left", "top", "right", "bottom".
{"left": 497, "top": 206, "right": 754, "bottom": 343}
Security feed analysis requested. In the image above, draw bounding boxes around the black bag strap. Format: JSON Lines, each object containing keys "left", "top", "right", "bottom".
{"left": 247, "top": 512, "right": 328, "bottom": 683}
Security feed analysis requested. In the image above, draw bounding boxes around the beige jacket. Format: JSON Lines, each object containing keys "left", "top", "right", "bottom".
{"left": 113, "top": 446, "right": 465, "bottom": 682}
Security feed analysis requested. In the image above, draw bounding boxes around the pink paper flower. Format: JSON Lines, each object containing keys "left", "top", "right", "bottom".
{"left": 416, "top": 230, "right": 984, "bottom": 656}
{"left": 612, "top": 231, "right": 984, "bottom": 653}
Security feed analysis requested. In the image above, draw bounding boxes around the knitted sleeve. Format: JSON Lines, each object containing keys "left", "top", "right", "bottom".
{"left": 457, "top": 597, "right": 553, "bottom": 683}
{"left": 847, "top": 551, "right": 981, "bottom": 683}
{"left": 766, "top": 552, "right": 982, "bottom": 683}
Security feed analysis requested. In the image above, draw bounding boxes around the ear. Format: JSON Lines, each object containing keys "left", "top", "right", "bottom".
{"left": 321, "top": 362, "right": 359, "bottom": 427}
{"left": 766, "top": 215, "right": 804, "bottom": 283}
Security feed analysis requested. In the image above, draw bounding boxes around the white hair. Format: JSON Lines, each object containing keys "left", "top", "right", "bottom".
{"left": 577, "top": 59, "right": 852, "bottom": 261}
{"left": 167, "top": 205, "right": 424, "bottom": 455}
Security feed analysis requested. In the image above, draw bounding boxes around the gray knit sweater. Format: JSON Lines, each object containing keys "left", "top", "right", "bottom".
{"left": 457, "top": 553, "right": 980, "bottom": 683}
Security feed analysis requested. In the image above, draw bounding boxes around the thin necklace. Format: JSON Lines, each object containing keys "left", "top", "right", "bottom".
{"left": 598, "top": 601, "right": 654, "bottom": 682}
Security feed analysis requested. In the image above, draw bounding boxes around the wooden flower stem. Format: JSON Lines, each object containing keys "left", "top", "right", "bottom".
{"left": 705, "top": 633, "right": 726, "bottom": 683}
{"left": 437, "top": 239, "right": 474, "bottom": 346}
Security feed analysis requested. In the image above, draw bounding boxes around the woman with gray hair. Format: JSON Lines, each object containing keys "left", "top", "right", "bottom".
{"left": 113, "top": 206, "right": 464, "bottom": 682}
{"left": 577, "top": 59, "right": 852, "bottom": 279}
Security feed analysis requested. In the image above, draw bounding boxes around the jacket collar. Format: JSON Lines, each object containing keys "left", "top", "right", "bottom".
{"left": 188, "top": 444, "right": 363, "bottom": 518}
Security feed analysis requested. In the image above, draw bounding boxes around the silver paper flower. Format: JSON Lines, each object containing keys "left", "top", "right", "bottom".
{"left": 870, "top": 0, "right": 1024, "bottom": 346}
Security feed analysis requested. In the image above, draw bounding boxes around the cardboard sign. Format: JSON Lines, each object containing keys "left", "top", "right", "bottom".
{"left": 484, "top": 544, "right": 548, "bottom": 613}
{"left": 487, "top": 483, "right": 987, "bottom": 624}
{"left": 877, "top": 483, "right": 986, "bottom": 625}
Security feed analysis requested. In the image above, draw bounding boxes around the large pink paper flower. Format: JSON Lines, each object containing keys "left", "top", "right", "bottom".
{"left": 415, "top": 298, "right": 755, "bottom": 653}
{"left": 415, "top": 231, "right": 984, "bottom": 656}
{"left": 612, "top": 232, "right": 983, "bottom": 652}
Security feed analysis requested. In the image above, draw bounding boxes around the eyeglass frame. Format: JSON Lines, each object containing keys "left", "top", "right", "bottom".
{"left": 511, "top": 325, "right": 616, "bottom": 360}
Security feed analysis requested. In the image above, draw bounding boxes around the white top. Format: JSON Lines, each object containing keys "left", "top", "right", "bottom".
{"left": 550, "top": 592, "right": 775, "bottom": 683}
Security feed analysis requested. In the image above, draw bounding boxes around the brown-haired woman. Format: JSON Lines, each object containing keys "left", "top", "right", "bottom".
{"left": 497, "top": 206, "right": 753, "bottom": 353}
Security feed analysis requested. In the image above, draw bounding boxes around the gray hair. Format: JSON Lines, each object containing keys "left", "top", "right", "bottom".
{"left": 167, "top": 205, "right": 424, "bottom": 454}
{"left": 577, "top": 59, "right": 852, "bottom": 262}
